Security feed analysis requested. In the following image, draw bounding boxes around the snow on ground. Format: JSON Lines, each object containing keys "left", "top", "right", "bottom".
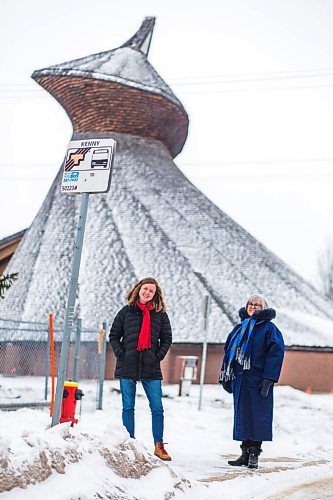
{"left": 0, "top": 381, "right": 333, "bottom": 499}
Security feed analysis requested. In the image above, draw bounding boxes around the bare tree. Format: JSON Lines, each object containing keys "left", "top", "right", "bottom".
{"left": 0, "top": 273, "right": 18, "bottom": 300}
{"left": 318, "top": 245, "right": 333, "bottom": 300}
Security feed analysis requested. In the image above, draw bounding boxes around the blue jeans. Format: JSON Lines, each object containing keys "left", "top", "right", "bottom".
{"left": 120, "top": 378, "right": 164, "bottom": 443}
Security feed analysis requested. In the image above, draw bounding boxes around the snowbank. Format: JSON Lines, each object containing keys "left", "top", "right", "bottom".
{"left": 0, "top": 382, "right": 332, "bottom": 499}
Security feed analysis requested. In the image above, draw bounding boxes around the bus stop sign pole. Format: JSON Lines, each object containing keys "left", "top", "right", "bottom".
{"left": 51, "top": 137, "right": 116, "bottom": 427}
{"left": 51, "top": 192, "right": 89, "bottom": 427}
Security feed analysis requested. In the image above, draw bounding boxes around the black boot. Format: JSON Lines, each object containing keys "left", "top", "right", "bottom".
{"left": 228, "top": 444, "right": 249, "bottom": 466}
{"left": 247, "top": 445, "right": 262, "bottom": 469}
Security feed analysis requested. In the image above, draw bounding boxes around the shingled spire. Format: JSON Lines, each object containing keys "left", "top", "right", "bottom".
{"left": 32, "top": 17, "right": 188, "bottom": 158}
{"left": 2, "top": 18, "right": 333, "bottom": 347}
{"left": 120, "top": 16, "right": 155, "bottom": 55}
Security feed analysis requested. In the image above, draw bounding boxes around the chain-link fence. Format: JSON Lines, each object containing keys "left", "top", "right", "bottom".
{"left": 0, "top": 317, "right": 106, "bottom": 410}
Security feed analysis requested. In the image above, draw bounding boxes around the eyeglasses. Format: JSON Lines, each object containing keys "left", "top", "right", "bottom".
{"left": 247, "top": 302, "right": 262, "bottom": 309}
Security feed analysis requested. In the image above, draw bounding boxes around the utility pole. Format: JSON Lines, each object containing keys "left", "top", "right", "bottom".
{"left": 198, "top": 294, "right": 211, "bottom": 411}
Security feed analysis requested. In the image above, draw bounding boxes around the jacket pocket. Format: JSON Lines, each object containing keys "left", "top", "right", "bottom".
{"left": 118, "top": 349, "right": 125, "bottom": 361}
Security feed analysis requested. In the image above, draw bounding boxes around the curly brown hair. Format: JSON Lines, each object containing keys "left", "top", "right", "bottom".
{"left": 126, "top": 277, "right": 166, "bottom": 312}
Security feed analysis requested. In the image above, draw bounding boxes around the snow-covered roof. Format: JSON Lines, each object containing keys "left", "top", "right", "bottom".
{"left": 2, "top": 132, "right": 333, "bottom": 347}
{"left": 33, "top": 47, "right": 184, "bottom": 111}
{"left": 31, "top": 18, "right": 188, "bottom": 158}
{"left": 32, "top": 17, "right": 185, "bottom": 114}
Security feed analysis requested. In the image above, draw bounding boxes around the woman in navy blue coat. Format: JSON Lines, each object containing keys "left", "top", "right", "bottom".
{"left": 219, "top": 295, "right": 284, "bottom": 469}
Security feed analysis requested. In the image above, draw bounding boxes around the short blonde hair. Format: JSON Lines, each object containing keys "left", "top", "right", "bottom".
{"left": 245, "top": 294, "right": 268, "bottom": 310}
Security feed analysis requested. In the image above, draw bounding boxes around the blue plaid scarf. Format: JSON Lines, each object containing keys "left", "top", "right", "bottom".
{"left": 219, "top": 318, "right": 256, "bottom": 382}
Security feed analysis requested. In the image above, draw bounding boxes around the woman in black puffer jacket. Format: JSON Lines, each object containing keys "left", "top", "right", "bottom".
{"left": 109, "top": 277, "right": 172, "bottom": 461}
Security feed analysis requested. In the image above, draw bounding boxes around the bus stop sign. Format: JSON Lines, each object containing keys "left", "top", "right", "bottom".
{"left": 61, "top": 138, "right": 116, "bottom": 194}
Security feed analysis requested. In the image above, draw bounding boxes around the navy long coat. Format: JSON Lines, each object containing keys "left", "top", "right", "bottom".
{"left": 223, "top": 308, "right": 284, "bottom": 441}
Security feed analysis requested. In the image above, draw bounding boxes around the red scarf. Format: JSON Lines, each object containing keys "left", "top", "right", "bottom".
{"left": 136, "top": 300, "right": 153, "bottom": 351}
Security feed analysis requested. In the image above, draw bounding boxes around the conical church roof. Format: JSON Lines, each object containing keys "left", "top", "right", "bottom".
{"left": 2, "top": 19, "right": 333, "bottom": 347}
{"left": 32, "top": 17, "right": 188, "bottom": 158}
{"left": 33, "top": 18, "right": 181, "bottom": 107}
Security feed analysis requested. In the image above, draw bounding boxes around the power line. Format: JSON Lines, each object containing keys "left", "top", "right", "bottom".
{"left": 0, "top": 94, "right": 48, "bottom": 100}
{"left": 1, "top": 158, "right": 333, "bottom": 170}
{"left": 1, "top": 176, "right": 330, "bottom": 184}
{"left": 178, "top": 158, "right": 333, "bottom": 167}
{"left": 0, "top": 164, "right": 57, "bottom": 168}
{"left": 187, "top": 174, "right": 333, "bottom": 181}
{"left": 1, "top": 67, "right": 333, "bottom": 98}
{"left": 177, "top": 82, "right": 333, "bottom": 95}
{"left": 0, "top": 177, "right": 53, "bottom": 181}
{"left": 169, "top": 66, "right": 333, "bottom": 80}
{"left": 171, "top": 72, "right": 333, "bottom": 86}
{"left": 2, "top": 66, "right": 333, "bottom": 89}
{"left": 1, "top": 172, "right": 333, "bottom": 182}
{"left": 0, "top": 82, "right": 331, "bottom": 98}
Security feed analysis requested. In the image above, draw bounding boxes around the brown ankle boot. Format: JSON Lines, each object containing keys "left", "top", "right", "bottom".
{"left": 154, "top": 442, "right": 171, "bottom": 461}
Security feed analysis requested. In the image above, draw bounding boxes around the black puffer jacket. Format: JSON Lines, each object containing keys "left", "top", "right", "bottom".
{"left": 109, "top": 304, "right": 172, "bottom": 380}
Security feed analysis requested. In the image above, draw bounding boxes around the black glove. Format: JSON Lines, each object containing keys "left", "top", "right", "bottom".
{"left": 219, "top": 373, "right": 232, "bottom": 394}
{"left": 222, "top": 380, "right": 232, "bottom": 394}
{"left": 260, "top": 379, "right": 273, "bottom": 398}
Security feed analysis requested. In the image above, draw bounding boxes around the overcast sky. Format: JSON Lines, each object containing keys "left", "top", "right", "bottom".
{"left": 1, "top": 0, "right": 333, "bottom": 287}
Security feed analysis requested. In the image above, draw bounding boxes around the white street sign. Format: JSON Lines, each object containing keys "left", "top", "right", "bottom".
{"left": 61, "top": 138, "right": 116, "bottom": 194}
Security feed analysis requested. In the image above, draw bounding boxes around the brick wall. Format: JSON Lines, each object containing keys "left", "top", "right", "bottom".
{"left": 105, "top": 343, "right": 333, "bottom": 393}
{"left": 34, "top": 76, "right": 188, "bottom": 158}
{"left": 1, "top": 342, "right": 332, "bottom": 392}
{"left": 278, "top": 349, "right": 333, "bottom": 392}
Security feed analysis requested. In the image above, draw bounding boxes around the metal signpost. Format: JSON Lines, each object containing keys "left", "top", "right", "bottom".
{"left": 97, "top": 321, "right": 107, "bottom": 410}
{"left": 73, "top": 318, "right": 82, "bottom": 382}
{"left": 198, "top": 294, "right": 211, "bottom": 411}
{"left": 51, "top": 138, "right": 116, "bottom": 427}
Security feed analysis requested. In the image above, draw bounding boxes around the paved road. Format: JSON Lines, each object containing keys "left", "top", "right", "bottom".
{"left": 267, "top": 475, "right": 333, "bottom": 499}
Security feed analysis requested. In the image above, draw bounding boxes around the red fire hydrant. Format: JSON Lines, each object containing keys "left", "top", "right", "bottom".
{"left": 60, "top": 381, "right": 84, "bottom": 425}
